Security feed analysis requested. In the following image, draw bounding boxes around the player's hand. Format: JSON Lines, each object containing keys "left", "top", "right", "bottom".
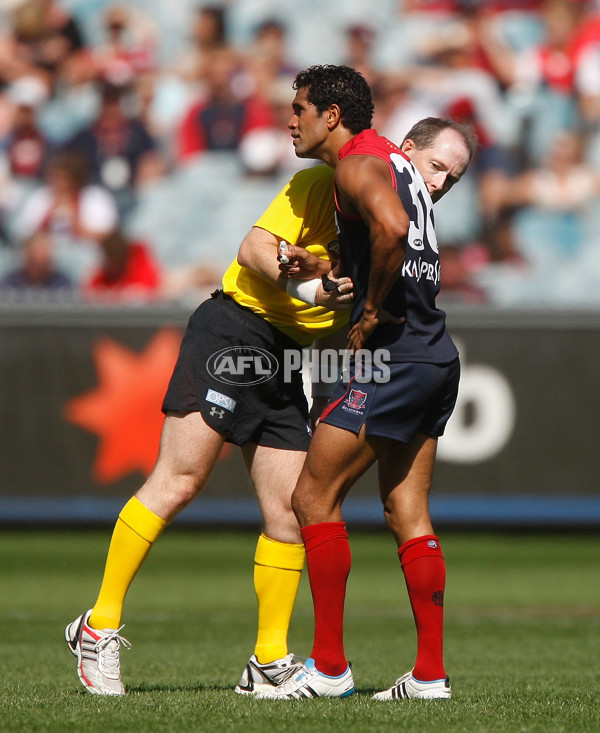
{"left": 278, "top": 243, "right": 330, "bottom": 279}
{"left": 347, "top": 309, "right": 405, "bottom": 352}
{"left": 314, "top": 275, "right": 354, "bottom": 310}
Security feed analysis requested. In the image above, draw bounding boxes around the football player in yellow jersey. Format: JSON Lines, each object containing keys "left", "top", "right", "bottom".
{"left": 65, "top": 161, "right": 354, "bottom": 697}
{"left": 223, "top": 164, "right": 348, "bottom": 346}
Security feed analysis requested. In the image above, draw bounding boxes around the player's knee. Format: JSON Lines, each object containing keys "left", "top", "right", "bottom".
{"left": 291, "top": 477, "right": 335, "bottom": 526}
{"left": 382, "top": 505, "right": 402, "bottom": 539}
{"left": 290, "top": 484, "right": 310, "bottom": 526}
{"left": 262, "top": 501, "right": 299, "bottom": 541}
{"left": 263, "top": 517, "right": 302, "bottom": 545}
{"left": 154, "top": 473, "right": 205, "bottom": 514}
{"left": 176, "top": 474, "right": 206, "bottom": 506}
{"left": 382, "top": 500, "right": 432, "bottom": 545}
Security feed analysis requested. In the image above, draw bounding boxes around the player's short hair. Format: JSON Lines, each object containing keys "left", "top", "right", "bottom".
{"left": 403, "top": 117, "right": 479, "bottom": 161}
{"left": 293, "top": 64, "right": 374, "bottom": 134}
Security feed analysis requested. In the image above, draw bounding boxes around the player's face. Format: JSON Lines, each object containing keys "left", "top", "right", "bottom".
{"left": 402, "top": 128, "right": 470, "bottom": 203}
{"left": 288, "top": 87, "right": 330, "bottom": 159}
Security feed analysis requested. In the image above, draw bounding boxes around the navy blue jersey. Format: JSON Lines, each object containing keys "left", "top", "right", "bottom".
{"left": 336, "top": 129, "right": 458, "bottom": 364}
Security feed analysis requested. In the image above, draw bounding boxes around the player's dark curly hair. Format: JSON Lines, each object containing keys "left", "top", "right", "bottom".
{"left": 403, "top": 117, "right": 479, "bottom": 161}
{"left": 293, "top": 64, "right": 373, "bottom": 134}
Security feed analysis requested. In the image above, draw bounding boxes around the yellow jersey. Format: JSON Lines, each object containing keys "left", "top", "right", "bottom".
{"left": 221, "top": 164, "right": 349, "bottom": 346}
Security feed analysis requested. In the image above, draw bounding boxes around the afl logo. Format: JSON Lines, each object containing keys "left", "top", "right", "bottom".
{"left": 207, "top": 346, "right": 278, "bottom": 386}
{"left": 410, "top": 238, "right": 424, "bottom": 250}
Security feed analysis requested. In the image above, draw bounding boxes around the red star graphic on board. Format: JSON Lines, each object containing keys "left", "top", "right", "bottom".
{"left": 64, "top": 328, "right": 182, "bottom": 483}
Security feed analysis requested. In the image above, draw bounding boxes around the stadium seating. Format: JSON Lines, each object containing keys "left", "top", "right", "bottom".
{"left": 3, "top": 0, "right": 598, "bottom": 307}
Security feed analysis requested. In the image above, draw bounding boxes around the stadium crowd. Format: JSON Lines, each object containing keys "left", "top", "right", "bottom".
{"left": 2, "top": 0, "right": 600, "bottom": 306}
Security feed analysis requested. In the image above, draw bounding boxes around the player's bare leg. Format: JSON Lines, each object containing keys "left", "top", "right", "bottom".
{"left": 376, "top": 432, "right": 437, "bottom": 545}
{"left": 373, "top": 433, "right": 451, "bottom": 700}
{"left": 136, "top": 410, "right": 226, "bottom": 520}
{"left": 235, "top": 444, "right": 307, "bottom": 695}
{"left": 244, "top": 444, "right": 305, "bottom": 544}
{"left": 292, "top": 423, "right": 378, "bottom": 526}
{"left": 257, "top": 424, "right": 376, "bottom": 698}
{"left": 66, "top": 411, "right": 225, "bottom": 695}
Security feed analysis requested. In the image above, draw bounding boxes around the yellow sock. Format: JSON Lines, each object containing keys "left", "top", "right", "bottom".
{"left": 253, "top": 533, "right": 305, "bottom": 664}
{"left": 89, "top": 497, "right": 166, "bottom": 630}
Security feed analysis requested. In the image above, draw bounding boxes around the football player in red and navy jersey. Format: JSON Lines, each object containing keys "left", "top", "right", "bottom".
{"left": 263, "top": 65, "right": 477, "bottom": 701}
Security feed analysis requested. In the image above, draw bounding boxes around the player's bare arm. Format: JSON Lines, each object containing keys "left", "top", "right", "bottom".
{"left": 237, "top": 225, "right": 353, "bottom": 309}
{"left": 336, "top": 155, "right": 409, "bottom": 350}
{"left": 237, "top": 226, "right": 289, "bottom": 289}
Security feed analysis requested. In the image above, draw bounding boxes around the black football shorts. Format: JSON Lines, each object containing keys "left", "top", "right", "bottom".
{"left": 162, "top": 290, "right": 310, "bottom": 450}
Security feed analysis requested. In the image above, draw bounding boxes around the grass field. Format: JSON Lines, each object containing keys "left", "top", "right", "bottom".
{"left": 1, "top": 528, "right": 599, "bottom": 732}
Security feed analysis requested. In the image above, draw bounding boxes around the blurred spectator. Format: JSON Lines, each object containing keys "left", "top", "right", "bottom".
{"left": 1, "top": 75, "right": 49, "bottom": 181}
{"left": 238, "top": 78, "right": 311, "bottom": 176}
{"left": 83, "top": 227, "right": 161, "bottom": 301}
{"left": 400, "top": 0, "right": 460, "bottom": 12}
{"left": 408, "top": 15, "right": 514, "bottom": 147}
{"left": 238, "top": 18, "right": 297, "bottom": 107}
{"left": 575, "top": 40, "right": 600, "bottom": 131}
{"left": 380, "top": 8, "right": 516, "bottom": 157}
{"left": 401, "top": 1, "right": 544, "bottom": 13}
{"left": 176, "top": 46, "right": 275, "bottom": 162}
{"left": 38, "top": 0, "right": 89, "bottom": 87}
{"left": 502, "top": 130, "right": 600, "bottom": 214}
{"left": 64, "top": 81, "right": 165, "bottom": 216}
{"left": 574, "top": 11, "right": 600, "bottom": 134}
{"left": 1, "top": 0, "right": 600, "bottom": 310}
{"left": 84, "top": 227, "right": 222, "bottom": 302}
{"left": 173, "top": 5, "right": 233, "bottom": 87}
{"left": 91, "top": 4, "right": 157, "bottom": 88}
{"left": 247, "top": 18, "right": 297, "bottom": 79}
{"left": 127, "top": 70, "right": 194, "bottom": 158}
{"left": 0, "top": 229, "right": 71, "bottom": 291}
{"left": 443, "top": 95, "right": 521, "bottom": 263}
{"left": 438, "top": 244, "right": 488, "bottom": 305}
{"left": 375, "top": 72, "right": 438, "bottom": 144}
{"left": 494, "top": 129, "right": 600, "bottom": 263}
{"left": 14, "top": 150, "right": 118, "bottom": 243}
{"left": 0, "top": 0, "right": 88, "bottom": 92}
{"left": 159, "top": 263, "right": 222, "bottom": 302}
{"left": 480, "top": 0, "right": 600, "bottom": 108}
{"left": 482, "top": 209, "right": 528, "bottom": 266}
{"left": 445, "top": 96, "right": 510, "bottom": 180}
{"left": 0, "top": 0, "right": 54, "bottom": 89}
{"left": 233, "top": 20, "right": 299, "bottom": 176}
{"left": 342, "top": 23, "right": 381, "bottom": 89}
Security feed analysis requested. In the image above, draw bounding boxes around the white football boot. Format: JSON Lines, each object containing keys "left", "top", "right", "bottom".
{"left": 235, "top": 653, "right": 304, "bottom": 695}
{"left": 65, "top": 609, "right": 131, "bottom": 695}
{"left": 373, "top": 670, "right": 451, "bottom": 700}
{"left": 256, "top": 657, "right": 355, "bottom": 699}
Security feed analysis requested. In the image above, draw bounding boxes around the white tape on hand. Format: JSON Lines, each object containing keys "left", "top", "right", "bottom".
{"left": 286, "top": 277, "right": 320, "bottom": 306}
{"left": 278, "top": 241, "right": 290, "bottom": 264}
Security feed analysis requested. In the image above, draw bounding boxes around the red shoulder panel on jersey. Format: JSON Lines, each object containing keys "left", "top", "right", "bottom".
{"left": 338, "top": 129, "right": 406, "bottom": 163}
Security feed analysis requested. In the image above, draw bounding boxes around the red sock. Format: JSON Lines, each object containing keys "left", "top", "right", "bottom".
{"left": 399, "top": 535, "right": 446, "bottom": 681}
{"left": 301, "top": 522, "right": 351, "bottom": 676}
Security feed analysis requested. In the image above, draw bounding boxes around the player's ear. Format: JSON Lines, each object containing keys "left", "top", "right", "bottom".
{"left": 401, "top": 138, "right": 415, "bottom": 154}
{"left": 326, "top": 104, "right": 342, "bottom": 129}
